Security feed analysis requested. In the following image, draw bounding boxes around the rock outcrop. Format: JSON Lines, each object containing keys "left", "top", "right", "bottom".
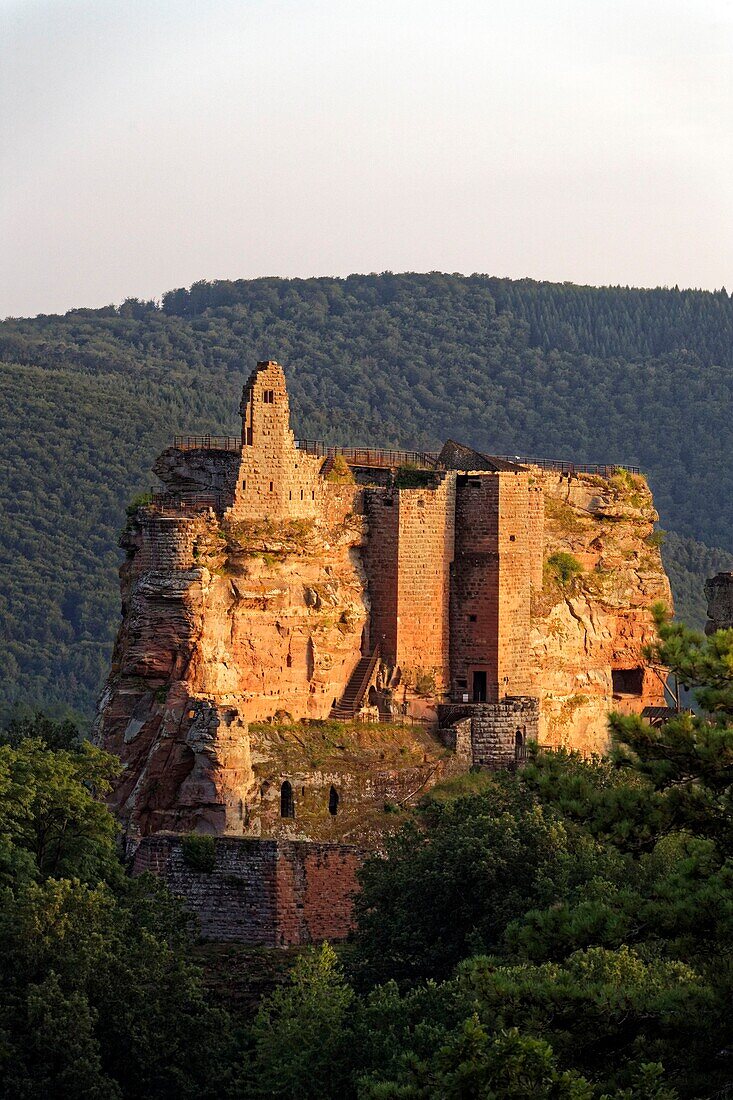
{"left": 95, "top": 360, "right": 672, "bottom": 842}
{"left": 530, "top": 469, "right": 670, "bottom": 754}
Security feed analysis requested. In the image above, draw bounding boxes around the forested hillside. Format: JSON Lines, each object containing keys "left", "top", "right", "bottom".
{"left": 1, "top": 273, "right": 731, "bottom": 721}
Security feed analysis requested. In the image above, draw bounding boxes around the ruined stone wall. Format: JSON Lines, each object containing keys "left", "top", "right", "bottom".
{"left": 450, "top": 474, "right": 501, "bottom": 700}
{"left": 232, "top": 361, "right": 324, "bottom": 521}
{"left": 363, "top": 490, "right": 399, "bottom": 663}
{"left": 496, "top": 473, "right": 534, "bottom": 696}
{"left": 470, "top": 697, "right": 539, "bottom": 769}
{"left": 527, "top": 484, "right": 545, "bottom": 592}
{"left": 395, "top": 476, "right": 456, "bottom": 691}
{"left": 135, "top": 514, "right": 202, "bottom": 573}
{"left": 132, "top": 835, "right": 360, "bottom": 945}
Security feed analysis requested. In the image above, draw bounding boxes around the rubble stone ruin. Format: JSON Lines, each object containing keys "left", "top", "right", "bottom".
{"left": 95, "top": 360, "right": 671, "bottom": 942}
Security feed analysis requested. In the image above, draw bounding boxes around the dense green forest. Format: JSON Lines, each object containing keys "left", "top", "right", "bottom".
{"left": 1, "top": 273, "right": 731, "bottom": 721}
{"left": 5, "top": 621, "right": 733, "bottom": 1097}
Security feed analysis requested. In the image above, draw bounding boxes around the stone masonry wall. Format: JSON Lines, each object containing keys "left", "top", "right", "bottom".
{"left": 395, "top": 476, "right": 456, "bottom": 691}
{"left": 451, "top": 474, "right": 501, "bottom": 700}
{"left": 132, "top": 835, "right": 360, "bottom": 944}
{"left": 136, "top": 514, "right": 202, "bottom": 572}
{"left": 470, "top": 697, "right": 539, "bottom": 770}
{"left": 232, "top": 361, "right": 324, "bottom": 521}
{"left": 363, "top": 490, "right": 400, "bottom": 663}
{"left": 496, "top": 472, "right": 534, "bottom": 695}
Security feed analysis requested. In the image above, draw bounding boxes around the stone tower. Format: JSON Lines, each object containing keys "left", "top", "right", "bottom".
{"left": 232, "top": 360, "right": 323, "bottom": 521}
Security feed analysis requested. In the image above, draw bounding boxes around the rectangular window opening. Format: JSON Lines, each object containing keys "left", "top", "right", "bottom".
{"left": 612, "top": 668, "right": 644, "bottom": 695}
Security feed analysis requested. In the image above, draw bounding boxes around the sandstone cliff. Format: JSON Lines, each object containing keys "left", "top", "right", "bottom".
{"left": 529, "top": 468, "right": 671, "bottom": 754}
{"left": 95, "top": 360, "right": 672, "bottom": 842}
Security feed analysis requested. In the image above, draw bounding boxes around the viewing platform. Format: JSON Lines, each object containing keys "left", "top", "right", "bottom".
{"left": 171, "top": 435, "right": 640, "bottom": 478}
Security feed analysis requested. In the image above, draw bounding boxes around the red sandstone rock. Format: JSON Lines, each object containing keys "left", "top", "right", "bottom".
{"left": 95, "top": 361, "right": 672, "bottom": 840}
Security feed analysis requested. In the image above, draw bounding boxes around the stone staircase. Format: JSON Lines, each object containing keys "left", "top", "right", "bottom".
{"left": 329, "top": 646, "right": 380, "bottom": 719}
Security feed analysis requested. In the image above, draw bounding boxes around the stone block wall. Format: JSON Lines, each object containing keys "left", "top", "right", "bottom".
{"left": 469, "top": 697, "right": 539, "bottom": 769}
{"left": 136, "top": 514, "right": 200, "bottom": 572}
{"left": 449, "top": 471, "right": 538, "bottom": 701}
{"left": 363, "top": 490, "right": 400, "bottom": 663}
{"left": 451, "top": 474, "right": 501, "bottom": 700}
{"left": 396, "top": 476, "right": 456, "bottom": 691}
{"left": 132, "top": 835, "right": 361, "bottom": 944}
{"left": 527, "top": 483, "right": 545, "bottom": 591}
{"left": 232, "top": 361, "right": 324, "bottom": 521}
{"left": 496, "top": 472, "right": 534, "bottom": 695}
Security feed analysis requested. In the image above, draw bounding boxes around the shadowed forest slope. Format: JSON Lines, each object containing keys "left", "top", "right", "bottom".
{"left": 1, "top": 273, "right": 731, "bottom": 720}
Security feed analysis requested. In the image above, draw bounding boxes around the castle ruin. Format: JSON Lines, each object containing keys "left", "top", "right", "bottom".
{"left": 95, "top": 360, "right": 671, "bottom": 942}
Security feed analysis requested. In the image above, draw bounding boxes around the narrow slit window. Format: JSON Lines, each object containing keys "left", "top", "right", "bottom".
{"left": 269, "top": 481, "right": 274, "bottom": 492}
{"left": 328, "top": 786, "right": 339, "bottom": 816}
{"left": 280, "top": 781, "right": 295, "bottom": 818}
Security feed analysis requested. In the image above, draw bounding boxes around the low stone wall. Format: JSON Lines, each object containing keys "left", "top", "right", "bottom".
{"left": 438, "top": 696, "right": 540, "bottom": 769}
{"left": 132, "top": 835, "right": 362, "bottom": 945}
{"left": 471, "top": 697, "right": 539, "bottom": 769}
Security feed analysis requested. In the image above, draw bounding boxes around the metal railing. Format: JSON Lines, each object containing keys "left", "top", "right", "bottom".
{"left": 169, "top": 434, "right": 640, "bottom": 478}
{"left": 148, "top": 489, "right": 229, "bottom": 512}
{"left": 173, "top": 435, "right": 242, "bottom": 452}
{"left": 493, "top": 455, "right": 641, "bottom": 477}
{"left": 295, "top": 440, "right": 441, "bottom": 469}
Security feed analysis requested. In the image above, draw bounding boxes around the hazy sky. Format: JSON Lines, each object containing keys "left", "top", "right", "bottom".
{"left": 1, "top": 0, "right": 732, "bottom": 317}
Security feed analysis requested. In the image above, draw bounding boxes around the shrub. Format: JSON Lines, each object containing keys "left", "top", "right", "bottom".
{"left": 125, "top": 490, "right": 153, "bottom": 516}
{"left": 546, "top": 552, "right": 583, "bottom": 586}
{"left": 395, "top": 463, "right": 433, "bottom": 489}
{"left": 181, "top": 833, "right": 216, "bottom": 873}
{"left": 325, "top": 454, "right": 354, "bottom": 484}
{"left": 414, "top": 669, "right": 436, "bottom": 697}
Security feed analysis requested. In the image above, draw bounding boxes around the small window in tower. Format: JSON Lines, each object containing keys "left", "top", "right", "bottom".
{"left": 286, "top": 654, "right": 292, "bottom": 668}
{"left": 509, "top": 535, "right": 516, "bottom": 542}
{"left": 328, "top": 786, "right": 339, "bottom": 816}
{"left": 246, "top": 428, "right": 253, "bottom": 445}
{"left": 269, "top": 481, "right": 274, "bottom": 492}
{"left": 311, "top": 491, "right": 315, "bottom": 500}
{"left": 468, "top": 614, "right": 477, "bottom": 622}
{"left": 242, "top": 479, "right": 246, "bottom": 490}
{"left": 300, "top": 489, "right": 304, "bottom": 500}
{"left": 457, "top": 678, "right": 468, "bottom": 688}
{"left": 289, "top": 491, "right": 292, "bottom": 500}
{"left": 280, "top": 781, "right": 295, "bottom": 818}
{"left": 263, "top": 390, "right": 275, "bottom": 403}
